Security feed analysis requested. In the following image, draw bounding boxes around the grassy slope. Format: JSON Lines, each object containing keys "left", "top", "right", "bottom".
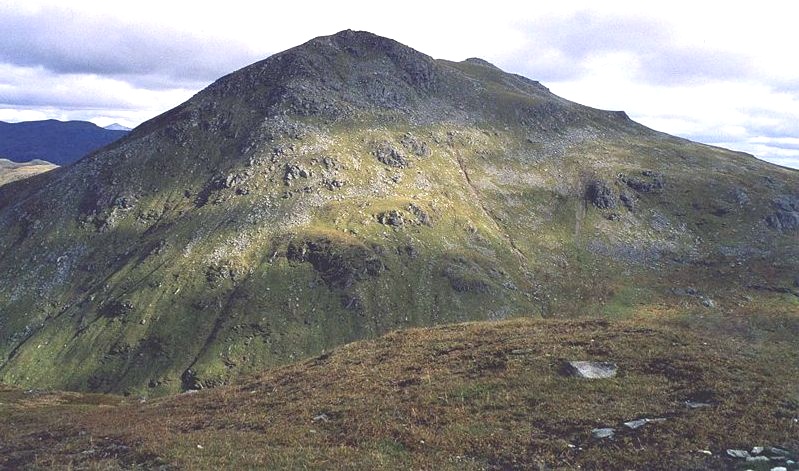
{"left": 1, "top": 312, "right": 797, "bottom": 470}
{"left": 0, "top": 159, "right": 57, "bottom": 187}
{"left": 1, "top": 114, "right": 795, "bottom": 397}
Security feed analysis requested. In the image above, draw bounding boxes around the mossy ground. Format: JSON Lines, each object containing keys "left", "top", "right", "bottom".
{"left": 2, "top": 305, "right": 797, "bottom": 470}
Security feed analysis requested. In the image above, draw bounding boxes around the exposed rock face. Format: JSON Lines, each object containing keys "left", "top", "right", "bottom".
{"left": 0, "top": 30, "right": 796, "bottom": 395}
{"left": 374, "top": 141, "right": 409, "bottom": 168}
{"left": 619, "top": 191, "right": 636, "bottom": 211}
{"left": 620, "top": 170, "right": 664, "bottom": 193}
{"left": 287, "top": 237, "right": 385, "bottom": 290}
{"left": 766, "top": 195, "right": 799, "bottom": 231}
{"left": 587, "top": 179, "right": 617, "bottom": 209}
{"left": 377, "top": 210, "right": 405, "bottom": 227}
{"left": 284, "top": 163, "right": 311, "bottom": 185}
{"left": 400, "top": 132, "right": 431, "bottom": 157}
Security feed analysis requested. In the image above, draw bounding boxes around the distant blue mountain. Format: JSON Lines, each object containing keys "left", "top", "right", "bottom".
{"left": 0, "top": 120, "right": 129, "bottom": 165}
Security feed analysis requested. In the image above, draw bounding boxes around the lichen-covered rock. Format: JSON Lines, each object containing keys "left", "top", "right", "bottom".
{"left": 377, "top": 210, "right": 405, "bottom": 226}
{"left": 400, "top": 132, "right": 431, "bottom": 157}
{"left": 373, "top": 141, "right": 409, "bottom": 168}
{"left": 766, "top": 195, "right": 799, "bottom": 231}
{"left": 284, "top": 164, "right": 311, "bottom": 185}
{"left": 620, "top": 170, "right": 664, "bottom": 193}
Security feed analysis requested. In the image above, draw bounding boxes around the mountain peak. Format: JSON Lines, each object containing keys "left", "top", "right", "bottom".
{"left": 463, "top": 57, "right": 501, "bottom": 69}
{"left": 190, "top": 29, "right": 443, "bottom": 126}
{"left": 326, "top": 29, "right": 403, "bottom": 49}
{"left": 0, "top": 31, "right": 796, "bottom": 398}
{"left": 104, "top": 123, "right": 132, "bottom": 131}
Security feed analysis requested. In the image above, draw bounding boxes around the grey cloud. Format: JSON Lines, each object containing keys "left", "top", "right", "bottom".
{"left": 0, "top": 87, "right": 139, "bottom": 110}
{"left": 512, "top": 55, "right": 583, "bottom": 83}
{"left": 0, "top": 6, "right": 263, "bottom": 88}
{"left": 510, "top": 12, "right": 752, "bottom": 85}
{"left": 698, "top": 138, "right": 799, "bottom": 169}
{"left": 527, "top": 12, "right": 670, "bottom": 59}
{"left": 742, "top": 109, "right": 799, "bottom": 139}
{"left": 752, "top": 139, "right": 799, "bottom": 151}
{"left": 637, "top": 48, "right": 751, "bottom": 86}
{"left": 0, "top": 66, "right": 132, "bottom": 110}
{"left": 0, "top": 64, "right": 194, "bottom": 113}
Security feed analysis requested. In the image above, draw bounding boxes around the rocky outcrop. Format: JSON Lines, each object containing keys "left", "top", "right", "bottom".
{"left": 620, "top": 170, "right": 664, "bottom": 193}
{"left": 373, "top": 141, "right": 409, "bottom": 168}
{"left": 766, "top": 195, "right": 799, "bottom": 231}
{"left": 287, "top": 237, "right": 385, "bottom": 289}
{"left": 586, "top": 179, "right": 617, "bottom": 209}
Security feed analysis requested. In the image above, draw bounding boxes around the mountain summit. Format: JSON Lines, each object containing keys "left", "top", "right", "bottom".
{"left": 104, "top": 123, "right": 132, "bottom": 132}
{"left": 0, "top": 30, "right": 796, "bottom": 395}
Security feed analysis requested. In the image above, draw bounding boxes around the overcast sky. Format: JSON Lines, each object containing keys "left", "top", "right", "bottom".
{"left": 1, "top": 1, "right": 797, "bottom": 169}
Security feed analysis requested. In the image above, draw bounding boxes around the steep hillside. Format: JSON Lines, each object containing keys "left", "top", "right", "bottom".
{"left": 1, "top": 318, "right": 797, "bottom": 469}
{"left": 0, "top": 30, "right": 796, "bottom": 396}
{"left": 0, "top": 158, "right": 58, "bottom": 187}
{"left": 0, "top": 120, "right": 128, "bottom": 165}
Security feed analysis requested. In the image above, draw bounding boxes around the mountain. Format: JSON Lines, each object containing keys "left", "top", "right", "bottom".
{"left": 0, "top": 30, "right": 796, "bottom": 396}
{"left": 104, "top": 123, "right": 133, "bottom": 131}
{"left": 0, "top": 158, "right": 58, "bottom": 187}
{"left": 2, "top": 318, "right": 797, "bottom": 469}
{"left": 0, "top": 119, "right": 128, "bottom": 165}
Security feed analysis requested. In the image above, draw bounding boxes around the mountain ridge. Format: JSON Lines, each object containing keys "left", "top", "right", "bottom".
{"left": 0, "top": 30, "right": 796, "bottom": 396}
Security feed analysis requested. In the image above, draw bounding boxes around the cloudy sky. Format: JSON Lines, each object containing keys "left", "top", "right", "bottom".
{"left": 1, "top": 1, "right": 797, "bottom": 169}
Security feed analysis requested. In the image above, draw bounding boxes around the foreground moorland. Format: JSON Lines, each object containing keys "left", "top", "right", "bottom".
{"left": 2, "top": 309, "right": 798, "bottom": 470}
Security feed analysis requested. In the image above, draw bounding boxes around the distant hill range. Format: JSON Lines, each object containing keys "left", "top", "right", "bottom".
{"left": 0, "top": 120, "right": 129, "bottom": 165}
